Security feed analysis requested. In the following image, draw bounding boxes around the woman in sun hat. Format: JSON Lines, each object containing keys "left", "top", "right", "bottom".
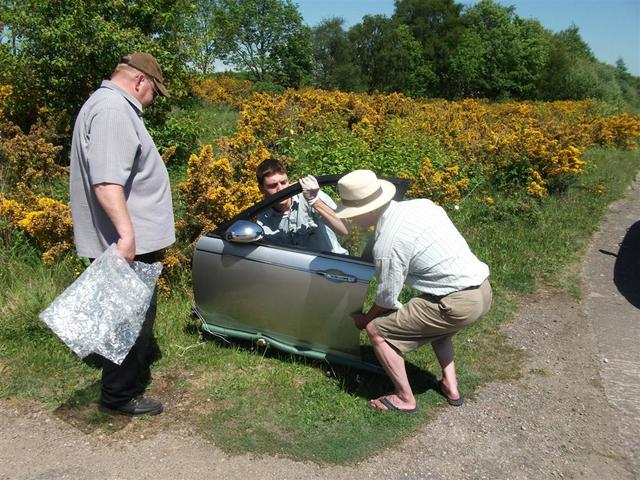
{"left": 336, "top": 169, "right": 492, "bottom": 412}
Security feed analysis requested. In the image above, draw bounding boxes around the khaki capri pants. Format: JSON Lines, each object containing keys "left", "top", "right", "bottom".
{"left": 371, "top": 278, "right": 492, "bottom": 354}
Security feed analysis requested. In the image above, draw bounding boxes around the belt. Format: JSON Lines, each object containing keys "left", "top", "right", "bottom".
{"left": 460, "top": 284, "right": 481, "bottom": 292}
{"left": 424, "top": 284, "right": 481, "bottom": 302}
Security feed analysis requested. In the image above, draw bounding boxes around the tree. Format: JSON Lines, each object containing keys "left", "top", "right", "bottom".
{"left": 555, "top": 25, "right": 594, "bottom": 61}
{"left": 615, "top": 57, "right": 628, "bottom": 74}
{"left": 213, "top": 0, "right": 312, "bottom": 87}
{"left": 271, "top": 22, "right": 313, "bottom": 87}
{"left": 311, "top": 17, "right": 365, "bottom": 91}
{"left": 349, "top": 15, "right": 435, "bottom": 97}
{"left": 446, "top": 28, "right": 486, "bottom": 98}
{"left": 0, "top": 19, "right": 15, "bottom": 82}
{"left": 371, "top": 24, "right": 436, "bottom": 97}
{"left": 447, "top": 0, "right": 548, "bottom": 99}
{"left": 349, "top": 15, "right": 391, "bottom": 89}
{"left": 537, "top": 25, "right": 597, "bottom": 100}
{"left": 393, "top": 0, "right": 464, "bottom": 95}
{"left": 0, "top": 0, "right": 193, "bottom": 128}
{"left": 536, "top": 25, "right": 640, "bottom": 109}
{"left": 182, "top": 0, "right": 223, "bottom": 75}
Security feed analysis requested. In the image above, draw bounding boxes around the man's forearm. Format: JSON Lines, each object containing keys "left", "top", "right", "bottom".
{"left": 93, "top": 183, "right": 136, "bottom": 262}
{"left": 312, "top": 199, "right": 348, "bottom": 235}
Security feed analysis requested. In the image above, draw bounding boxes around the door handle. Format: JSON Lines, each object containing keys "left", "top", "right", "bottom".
{"left": 316, "top": 270, "right": 358, "bottom": 283}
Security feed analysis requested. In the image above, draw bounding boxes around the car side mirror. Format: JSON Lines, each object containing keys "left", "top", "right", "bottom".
{"left": 225, "top": 220, "right": 264, "bottom": 243}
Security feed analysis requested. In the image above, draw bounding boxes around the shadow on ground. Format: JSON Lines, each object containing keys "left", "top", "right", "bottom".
{"left": 202, "top": 331, "right": 438, "bottom": 399}
{"left": 613, "top": 220, "right": 640, "bottom": 309}
{"left": 52, "top": 379, "right": 132, "bottom": 434}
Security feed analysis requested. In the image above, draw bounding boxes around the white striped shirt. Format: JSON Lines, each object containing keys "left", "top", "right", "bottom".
{"left": 373, "top": 199, "right": 489, "bottom": 309}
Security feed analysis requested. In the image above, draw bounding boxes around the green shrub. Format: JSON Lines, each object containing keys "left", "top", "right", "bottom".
{"left": 282, "top": 128, "right": 371, "bottom": 177}
{"left": 149, "top": 112, "right": 203, "bottom": 165}
{"left": 253, "top": 80, "right": 286, "bottom": 95}
{"left": 370, "top": 121, "right": 455, "bottom": 177}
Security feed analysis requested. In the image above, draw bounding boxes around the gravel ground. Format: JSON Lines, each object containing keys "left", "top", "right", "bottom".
{"left": 1, "top": 178, "right": 638, "bottom": 480}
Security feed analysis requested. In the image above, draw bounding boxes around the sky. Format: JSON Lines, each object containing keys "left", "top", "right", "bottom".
{"left": 295, "top": 0, "right": 640, "bottom": 76}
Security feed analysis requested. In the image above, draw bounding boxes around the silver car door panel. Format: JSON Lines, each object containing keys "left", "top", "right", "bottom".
{"left": 193, "top": 236, "right": 375, "bottom": 355}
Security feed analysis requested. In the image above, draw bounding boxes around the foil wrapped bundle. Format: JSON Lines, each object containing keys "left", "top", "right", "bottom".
{"left": 39, "top": 245, "right": 162, "bottom": 365}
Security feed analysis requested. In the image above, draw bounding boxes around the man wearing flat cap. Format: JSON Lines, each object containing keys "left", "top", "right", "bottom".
{"left": 69, "top": 52, "right": 174, "bottom": 416}
{"left": 336, "top": 170, "right": 492, "bottom": 412}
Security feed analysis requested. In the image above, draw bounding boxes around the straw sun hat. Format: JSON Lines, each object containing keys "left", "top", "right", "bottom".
{"left": 336, "top": 170, "right": 396, "bottom": 219}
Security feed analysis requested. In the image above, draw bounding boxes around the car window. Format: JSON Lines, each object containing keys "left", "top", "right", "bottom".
{"left": 320, "top": 184, "right": 375, "bottom": 260}
{"left": 249, "top": 182, "right": 373, "bottom": 261}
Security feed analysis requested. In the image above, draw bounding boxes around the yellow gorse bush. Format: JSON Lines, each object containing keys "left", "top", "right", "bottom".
{"left": 191, "top": 76, "right": 254, "bottom": 109}
{"left": 0, "top": 84, "right": 11, "bottom": 117}
{"left": 1, "top": 84, "right": 72, "bottom": 262}
{"left": 402, "top": 159, "right": 470, "bottom": 206}
{"left": 0, "top": 184, "right": 73, "bottom": 263}
{"left": 179, "top": 83, "right": 639, "bottom": 244}
{"left": 2, "top": 76, "right": 640, "bottom": 270}
{"left": 526, "top": 171, "right": 547, "bottom": 198}
{"left": 177, "top": 143, "right": 265, "bottom": 242}
{"left": 591, "top": 112, "right": 640, "bottom": 149}
{"left": 1, "top": 85, "right": 66, "bottom": 188}
{"left": 185, "top": 86, "right": 638, "bottom": 209}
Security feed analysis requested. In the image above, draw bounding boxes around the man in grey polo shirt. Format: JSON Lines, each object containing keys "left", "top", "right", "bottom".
{"left": 69, "top": 52, "right": 175, "bottom": 416}
{"left": 336, "top": 170, "right": 492, "bottom": 413}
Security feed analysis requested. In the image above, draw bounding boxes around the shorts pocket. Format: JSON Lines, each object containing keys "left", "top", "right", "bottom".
{"left": 439, "top": 289, "right": 484, "bottom": 325}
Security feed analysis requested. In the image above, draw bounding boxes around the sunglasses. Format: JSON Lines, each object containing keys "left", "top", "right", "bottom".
{"left": 144, "top": 75, "right": 160, "bottom": 97}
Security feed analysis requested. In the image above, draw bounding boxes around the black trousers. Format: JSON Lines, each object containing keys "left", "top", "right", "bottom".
{"left": 96, "top": 251, "right": 160, "bottom": 407}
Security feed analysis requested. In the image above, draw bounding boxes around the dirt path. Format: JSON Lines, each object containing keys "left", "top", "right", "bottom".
{"left": 2, "top": 178, "right": 639, "bottom": 480}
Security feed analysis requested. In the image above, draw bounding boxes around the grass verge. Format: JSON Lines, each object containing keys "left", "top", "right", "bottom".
{"left": 0, "top": 147, "right": 638, "bottom": 463}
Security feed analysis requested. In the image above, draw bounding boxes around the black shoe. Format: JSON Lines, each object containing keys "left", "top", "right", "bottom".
{"left": 99, "top": 395, "right": 163, "bottom": 417}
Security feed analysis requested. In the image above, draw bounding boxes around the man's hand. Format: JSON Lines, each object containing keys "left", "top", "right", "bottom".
{"left": 300, "top": 174, "right": 349, "bottom": 236}
{"left": 116, "top": 235, "right": 136, "bottom": 264}
{"left": 352, "top": 304, "right": 396, "bottom": 330}
{"left": 351, "top": 311, "right": 372, "bottom": 330}
{"left": 299, "top": 175, "right": 320, "bottom": 205}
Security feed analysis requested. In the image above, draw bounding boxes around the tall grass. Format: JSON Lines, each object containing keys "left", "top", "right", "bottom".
{"left": 0, "top": 147, "right": 638, "bottom": 463}
{"left": 190, "top": 100, "right": 239, "bottom": 146}
{"left": 0, "top": 232, "right": 99, "bottom": 405}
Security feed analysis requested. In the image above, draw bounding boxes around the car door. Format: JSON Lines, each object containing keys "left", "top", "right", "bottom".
{"left": 192, "top": 175, "right": 409, "bottom": 362}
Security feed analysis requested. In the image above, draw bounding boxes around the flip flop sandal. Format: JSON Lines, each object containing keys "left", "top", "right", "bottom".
{"left": 437, "top": 380, "right": 464, "bottom": 407}
{"left": 368, "top": 396, "right": 417, "bottom": 413}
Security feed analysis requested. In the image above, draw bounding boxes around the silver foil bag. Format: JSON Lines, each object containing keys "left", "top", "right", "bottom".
{"left": 39, "top": 244, "right": 163, "bottom": 365}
